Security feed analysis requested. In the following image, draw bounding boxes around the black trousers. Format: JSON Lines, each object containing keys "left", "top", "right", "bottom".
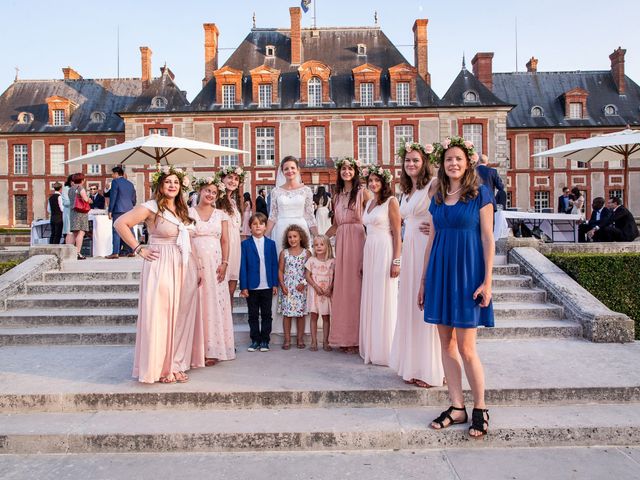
{"left": 594, "top": 226, "right": 624, "bottom": 242}
{"left": 246, "top": 288, "right": 273, "bottom": 343}
{"left": 578, "top": 223, "right": 593, "bottom": 243}
{"left": 50, "top": 220, "right": 63, "bottom": 245}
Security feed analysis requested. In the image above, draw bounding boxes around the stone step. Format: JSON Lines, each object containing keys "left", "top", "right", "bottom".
{"left": 492, "top": 302, "right": 564, "bottom": 320}
{"left": 492, "top": 264, "right": 520, "bottom": 275}
{"left": 5, "top": 293, "right": 140, "bottom": 309}
{"left": 0, "top": 308, "right": 138, "bottom": 326}
{"left": 44, "top": 270, "right": 141, "bottom": 282}
{"left": 491, "top": 288, "right": 546, "bottom": 303}
{"left": 26, "top": 281, "right": 140, "bottom": 294}
{"left": 492, "top": 275, "right": 532, "bottom": 288}
{"left": 1, "top": 403, "right": 639, "bottom": 453}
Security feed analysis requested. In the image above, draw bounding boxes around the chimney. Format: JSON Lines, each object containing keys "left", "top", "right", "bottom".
{"left": 140, "top": 46, "right": 152, "bottom": 87}
{"left": 412, "top": 19, "right": 430, "bottom": 85}
{"left": 610, "top": 47, "right": 626, "bottom": 95}
{"left": 526, "top": 56, "right": 538, "bottom": 73}
{"left": 471, "top": 52, "right": 494, "bottom": 90}
{"left": 160, "top": 64, "right": 175, "bottom": 81}
{"left": 62, "top": 67, "right": 82, "bottom": 80}
{"left": 203, "top": 23, "right": 219, "bottom": 85}
{"left": 290, "top": 7, "right": 302, "bottom": 66}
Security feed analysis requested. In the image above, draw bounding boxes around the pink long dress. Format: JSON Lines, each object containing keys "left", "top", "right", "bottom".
{"left": 133, "top": 210, "right": 186, "bottom": 383}
{"left": 226, "top": 200, "right": 242, "bottom": 281}
{"left": 189, "top": 207, "right": 236, "bottom": 361}
{"left": 329, "top": 187, "right": 366, "bottom": 347}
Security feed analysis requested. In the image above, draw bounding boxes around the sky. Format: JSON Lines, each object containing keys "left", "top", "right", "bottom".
{"left": 1, "top": 0, "right": 638, "bottom": 101}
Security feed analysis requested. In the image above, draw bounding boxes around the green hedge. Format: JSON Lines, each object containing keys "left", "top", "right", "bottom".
{"left": 546, "top": 253, "right": 640, "bottom": 340}
{"left": 0, "top": 259, "right": 23, "bottom": 276}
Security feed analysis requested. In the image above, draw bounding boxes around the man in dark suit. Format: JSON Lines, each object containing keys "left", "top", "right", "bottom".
{"left": 557, "top": 187, "right": 571, "bottom": 214}
{"left": 48, "top": 182, "right": 64, "bottom": 245}
{"left": 107, "top": 166, "right": 137, "bottom": 258}
{"left": 88, "top": 186, "right": 106, "bottom": 209}
{"left": 476, "top": 154, "right": 505, "bottom": 210}
{"left": 256, "top": 188, "right": 269, "bottom": 217}
{"left": 593, "top": 197, "right": 639, "bottom": 242}
{"left": 579, "top": 197, "right": 611, "bottom": 242}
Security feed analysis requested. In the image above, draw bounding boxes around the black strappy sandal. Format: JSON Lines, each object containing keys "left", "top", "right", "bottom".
{"left": 469, "top": 408, "right": 490, "bottom": 438}
{"left": 430, "top": 405, "right": 468, "bottom": 430}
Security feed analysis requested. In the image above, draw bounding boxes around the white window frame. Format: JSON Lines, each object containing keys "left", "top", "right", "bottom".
{"left": 533, "top": 138, "right": 549, "bottom": 169}
{"left": 13, "top": 144, "right": 28, "bottom": 174}
{"left": 358, "top": 126, "right": 377, "bottom": 164}
{"left": 569, "top": 102, "right": 583, "bottom": 119}
{"left": 462, "top": 123, "right": 483, "bottom": 157}
{"left": 220, "top": 128, "right": 240, "bottom": 167}
{"left": 258, "top": 84, "right": 272, "bottom": 108}
{"left": 256, "top": 127, "right": 275, "bottom": 166}
{"left": 360, "top": 82, "right": 374, "bottom": 107}
{"left": 50, "top": 145, "right": 66, "bottom": 175}
{"left": 531, "top": 106, "right": 544, "bottom": 117}
{"left": 308, "top": 77, "right": 322, "bottom": 107}
{"left": 534, "top": 191, "right": 550, "bottom": 213}
{"left": 149, "top": 128, "right": 169, "bottom": 136}
{"left": 609, "top": 189, "right": 623, "bottom": 201}
{"left": 396, "top": 82, "right": 410, "bottom": 106}
{"left": 463, "top": 90, "right": 478, "bottom": 103}
{"left": 305, "top": 126, "right": 325, "bottom": 161}
{"left": 53, "top": 109, "right": 65, "bottom": 126}
{"left": 394, "top": 125, "right": 414, "bottom": 164}
{"left": 87, "top": 144, "right": 102, "bottom": 175}
{"left": 222, "top": 84, "right": 236, "bottom": 108}
{"left": 506, "top": 191, "right": 513, "bottom": 209}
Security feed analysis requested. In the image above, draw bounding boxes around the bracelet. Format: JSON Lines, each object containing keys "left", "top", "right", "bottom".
{"left": 134, "top": 244, "right": 145, "bottom": 255}
{"left": 221, "top": 260, "right": 229, "bottom": 265}
{"left": 392, "top": 258, "right": 401, "bottom": 267}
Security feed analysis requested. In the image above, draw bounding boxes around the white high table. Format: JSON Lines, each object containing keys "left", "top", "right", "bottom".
{"left": 494, "top": 210, "right": 583, "bottom": 243}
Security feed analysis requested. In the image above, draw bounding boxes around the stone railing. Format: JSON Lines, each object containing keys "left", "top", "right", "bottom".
{"left": 0, "top": 255, "right": 59, "bottom": 310}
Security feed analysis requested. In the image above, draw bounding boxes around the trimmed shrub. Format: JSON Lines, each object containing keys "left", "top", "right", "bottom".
{"left": 546, "top": 253, "right": 640, "bottom": 340}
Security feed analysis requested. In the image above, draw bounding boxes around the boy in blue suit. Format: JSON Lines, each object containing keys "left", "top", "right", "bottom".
{"left": 240, "top": 213, "right": 279, "bottom": 352}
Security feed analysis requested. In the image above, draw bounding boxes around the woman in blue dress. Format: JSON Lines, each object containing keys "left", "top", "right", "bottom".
{"left": 418, "top": 136, "right": 494, "bottom": 439}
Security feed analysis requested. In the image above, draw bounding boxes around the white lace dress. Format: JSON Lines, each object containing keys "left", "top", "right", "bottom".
{"left": 268, "top": 186, "right": 317, "bottom": 254}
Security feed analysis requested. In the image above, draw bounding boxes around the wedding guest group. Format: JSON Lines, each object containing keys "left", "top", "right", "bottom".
{"left": 591, "top": 197, "right": 639, "bottom": 242}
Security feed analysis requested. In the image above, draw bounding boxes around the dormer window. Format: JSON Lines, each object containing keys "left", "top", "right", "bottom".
{"left": 151, "top": 96, "right": 167, "bottom": 109}
{"left": 265, "top": 45, "right": 275, "bottom": 57}
{"left": 90, "top": 111, "right": 106, "bottom": 123}
{"left": 463, "top": 90, "right": 478, "bottom": 103}
{"left": 531, "top": 106, "right": 544, "bottom": 117}
{"left": 308, "top": 77, "right": 322, "bottom": 107}
{"left": 18, "top": 112, "right": 33, "bottom": 124}
{"left": 357, "top": 44, "right": 367, "bottom": 56}
{"left": 569, "top": 102, "right": 583, "bottom": 119}
{"left": 53, "top": 109, "right": 65, "bottom": 126}
{"left": 604, "top": 104, "right": 618, "bottom": 116}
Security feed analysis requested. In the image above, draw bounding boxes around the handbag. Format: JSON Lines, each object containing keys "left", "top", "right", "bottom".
{"left": 73, "top": 188, "right": 91, "bottom": 213}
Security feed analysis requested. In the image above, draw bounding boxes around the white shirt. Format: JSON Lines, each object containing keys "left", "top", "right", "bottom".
{"left": 47, "top": 192, "right": 63, "bottom": 215}
{"left": 252, "top": 235, "right": 269, "bottom": 290}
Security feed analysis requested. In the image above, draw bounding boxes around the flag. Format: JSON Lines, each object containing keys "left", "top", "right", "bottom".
{"left": 301, "top": 0, "right": 311, "bottom": 13}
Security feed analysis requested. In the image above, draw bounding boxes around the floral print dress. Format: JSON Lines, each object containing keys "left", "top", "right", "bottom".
{"left": 279, "top": 249, "right": 308, "bottom": 317}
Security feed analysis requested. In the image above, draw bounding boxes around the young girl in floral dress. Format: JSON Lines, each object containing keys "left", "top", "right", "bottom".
{"left": 278, "top": 224, "right": 311, "bottom": 350}
{"left": 305, "top": 235, "right": 335, "bottom": 352}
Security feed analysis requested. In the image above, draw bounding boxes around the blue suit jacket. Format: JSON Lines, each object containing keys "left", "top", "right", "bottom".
{"left": 476, "top": 164, "right": 504, "bottom": 209}
{"left": 240, "top": 236, "right": 279, "bottom": 290}
{"left": 108, "top": 176, "right": 137, "bottom": 214}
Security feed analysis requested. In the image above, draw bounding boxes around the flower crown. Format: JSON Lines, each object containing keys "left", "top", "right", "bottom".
{"left": 218, "top": 165, "right": 246, "bottom": 182}
{"left": 360, "top": 164, "right": 393, "bottom": 184}
{"left": 151, "top": 165, "right": 191, "bottom": 192}
{"left": 397, "top": 141, "right": 427, "bottom": 159}
{"left": 424, "top": 136, "right": 479, "bottom": 166}
{"left": 192, "top": 176, "right": 227, "bottom": 196}
{"left": 335, "top": 157, "right": 361, "bottom": 170}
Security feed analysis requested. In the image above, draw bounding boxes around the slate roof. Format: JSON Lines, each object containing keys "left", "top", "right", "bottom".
{"left": 0, "top": 78, "right": 143, "bottom": 134}
{"left": 123, "top": 68, "right": 190, "bottom": 114}
{"left": 492, "top": 71, "right": 640, "bottom": 129}
{"left": 190, "top": 27, "right": 440, "bottom": 111}
{"left": 440, "top": 65, "right": 512, "bottom": 108}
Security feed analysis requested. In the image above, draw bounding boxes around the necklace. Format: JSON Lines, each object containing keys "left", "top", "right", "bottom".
{"left": 446, "top": 186, "right": 462, "bottom": 196}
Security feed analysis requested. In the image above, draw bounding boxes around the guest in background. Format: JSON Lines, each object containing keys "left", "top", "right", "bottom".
{"left": 475, "top": 154, "right": 504, "bottom": 210}
{"left": 314, "top": 186, "right": 332, "bottom": 235}
{"left": 107, "top": 166, "right": 137, "bottom": 259}
{"left": 592, "top": 197, "right": 639, "bottom": 242}
{"left": 61, "top": 175, "right": 73, "bottom": 244}
{"left": 241, "top": 192, "right": 253, "bottom": 240}
{"left": 67, "top": 173, "right": 91, "bottom": 260}
{"left": 48, "top": 182, "right": 64, "bottom": 245}
{"left": 256, "top": 188, "right": 269, "bottom": 217}
{"left": 557, "top": 187, "right": 571, "bottom": 214}
{"left": 89, "top": 185, "right": 106, "bottom": 210}
{"left": 569, "top": 187, "right": 585, "bottom": 219}
{"left": 579, "top": 197, "right": 611, "bottom": 242}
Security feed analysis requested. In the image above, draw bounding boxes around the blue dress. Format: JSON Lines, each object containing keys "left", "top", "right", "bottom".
{"left": 424, "top": 184, "right": 494, "bottom": 328}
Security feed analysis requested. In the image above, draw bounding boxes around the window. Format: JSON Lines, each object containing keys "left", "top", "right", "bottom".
{"left": 358, "top": 126, "right": 377, "bottom": 164}
{"left": 357, "top": 44, "right": 367, "bottom": 56}
{"left": 462, "top": 124, "right": 483, "bottom": 157}
{"left": 533, "top": 139, "right": 549, "bottom": 169}
{"left": 396, "top": 82, "right": 410, "bottom": 106}
{"left": 394, "top": 125, "right": 414, "bottom": 164}
{"left": 609, "top": 157, "right": 623, "bottom": 169}
{"left": 258, "top": 84, "right": 272, "bottom": 108}
{"left": 14, "top": 195, "right": 28, "bottom": 225}
{"left": 569, "top": 102, "right": 583, "bottom": 119}
{"left": 604, "top": 104, "right": 617, "bottom": 116}
{"left": 91, "top": 111, "right": 105, "bottom": 123}
{"left": 506, "top": 191, "right": 512, "bottom": 209}
{"left": 609, "top": 189, "right": 623, "bottom": 201}
{"left": 151, "top": 97, "right": 167, "bottom": 109}
{"left": 222, "top": 85, "right": 236, "bottom": 108}
{"left": 306, "top": 126, "right": 325, "bottom": 161}
{"left": 531, "top": 106, "right": 544, "bottom": 117}
{"left": 53, "top": 109, "right": 65, "bottom": 126}
{"left": 18, "top": 112, "right": 33, "bottom": 124}
{"left": 463, "top": 91, "right": 478, "bottom": 103}
{"left": 534, "top": 191, "right": 550, "bottom": 213}
{"left": 149, "top": 128, "right": 169, "bottom": 136}
{"left": 308, "top": 77, "right": 322, "bottom": 107}
{"left": 360, "top": 83, "right": 374, "bottom": 107}
{"left": 265, "top": 45, "right": 275, "bottom": 57}
{"left": 256, "top": 127, "right": 275, "bottom": 166}
{"left": 13, "top": 144, "right": 28, "bottom": 174}
{"left": 220, "top": 128, "right": 239, "bottom": 167}
{"left": 87, "top": 144, "right": 101, "bottom": 175}
{"left": 50, "top": 145, "right": 65, "bottom": 175}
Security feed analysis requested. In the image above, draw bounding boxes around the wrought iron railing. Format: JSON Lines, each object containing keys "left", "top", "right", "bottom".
{"left": 299, "top": 157, "right": 337, "bottom": 168}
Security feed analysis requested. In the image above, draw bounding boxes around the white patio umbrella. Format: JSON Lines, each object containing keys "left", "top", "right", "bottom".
{"left": 533, "top": 128, "right": 640, "bottom": 206}
{"left": 64, "top": 134, "right": 248, "bottom": 167}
